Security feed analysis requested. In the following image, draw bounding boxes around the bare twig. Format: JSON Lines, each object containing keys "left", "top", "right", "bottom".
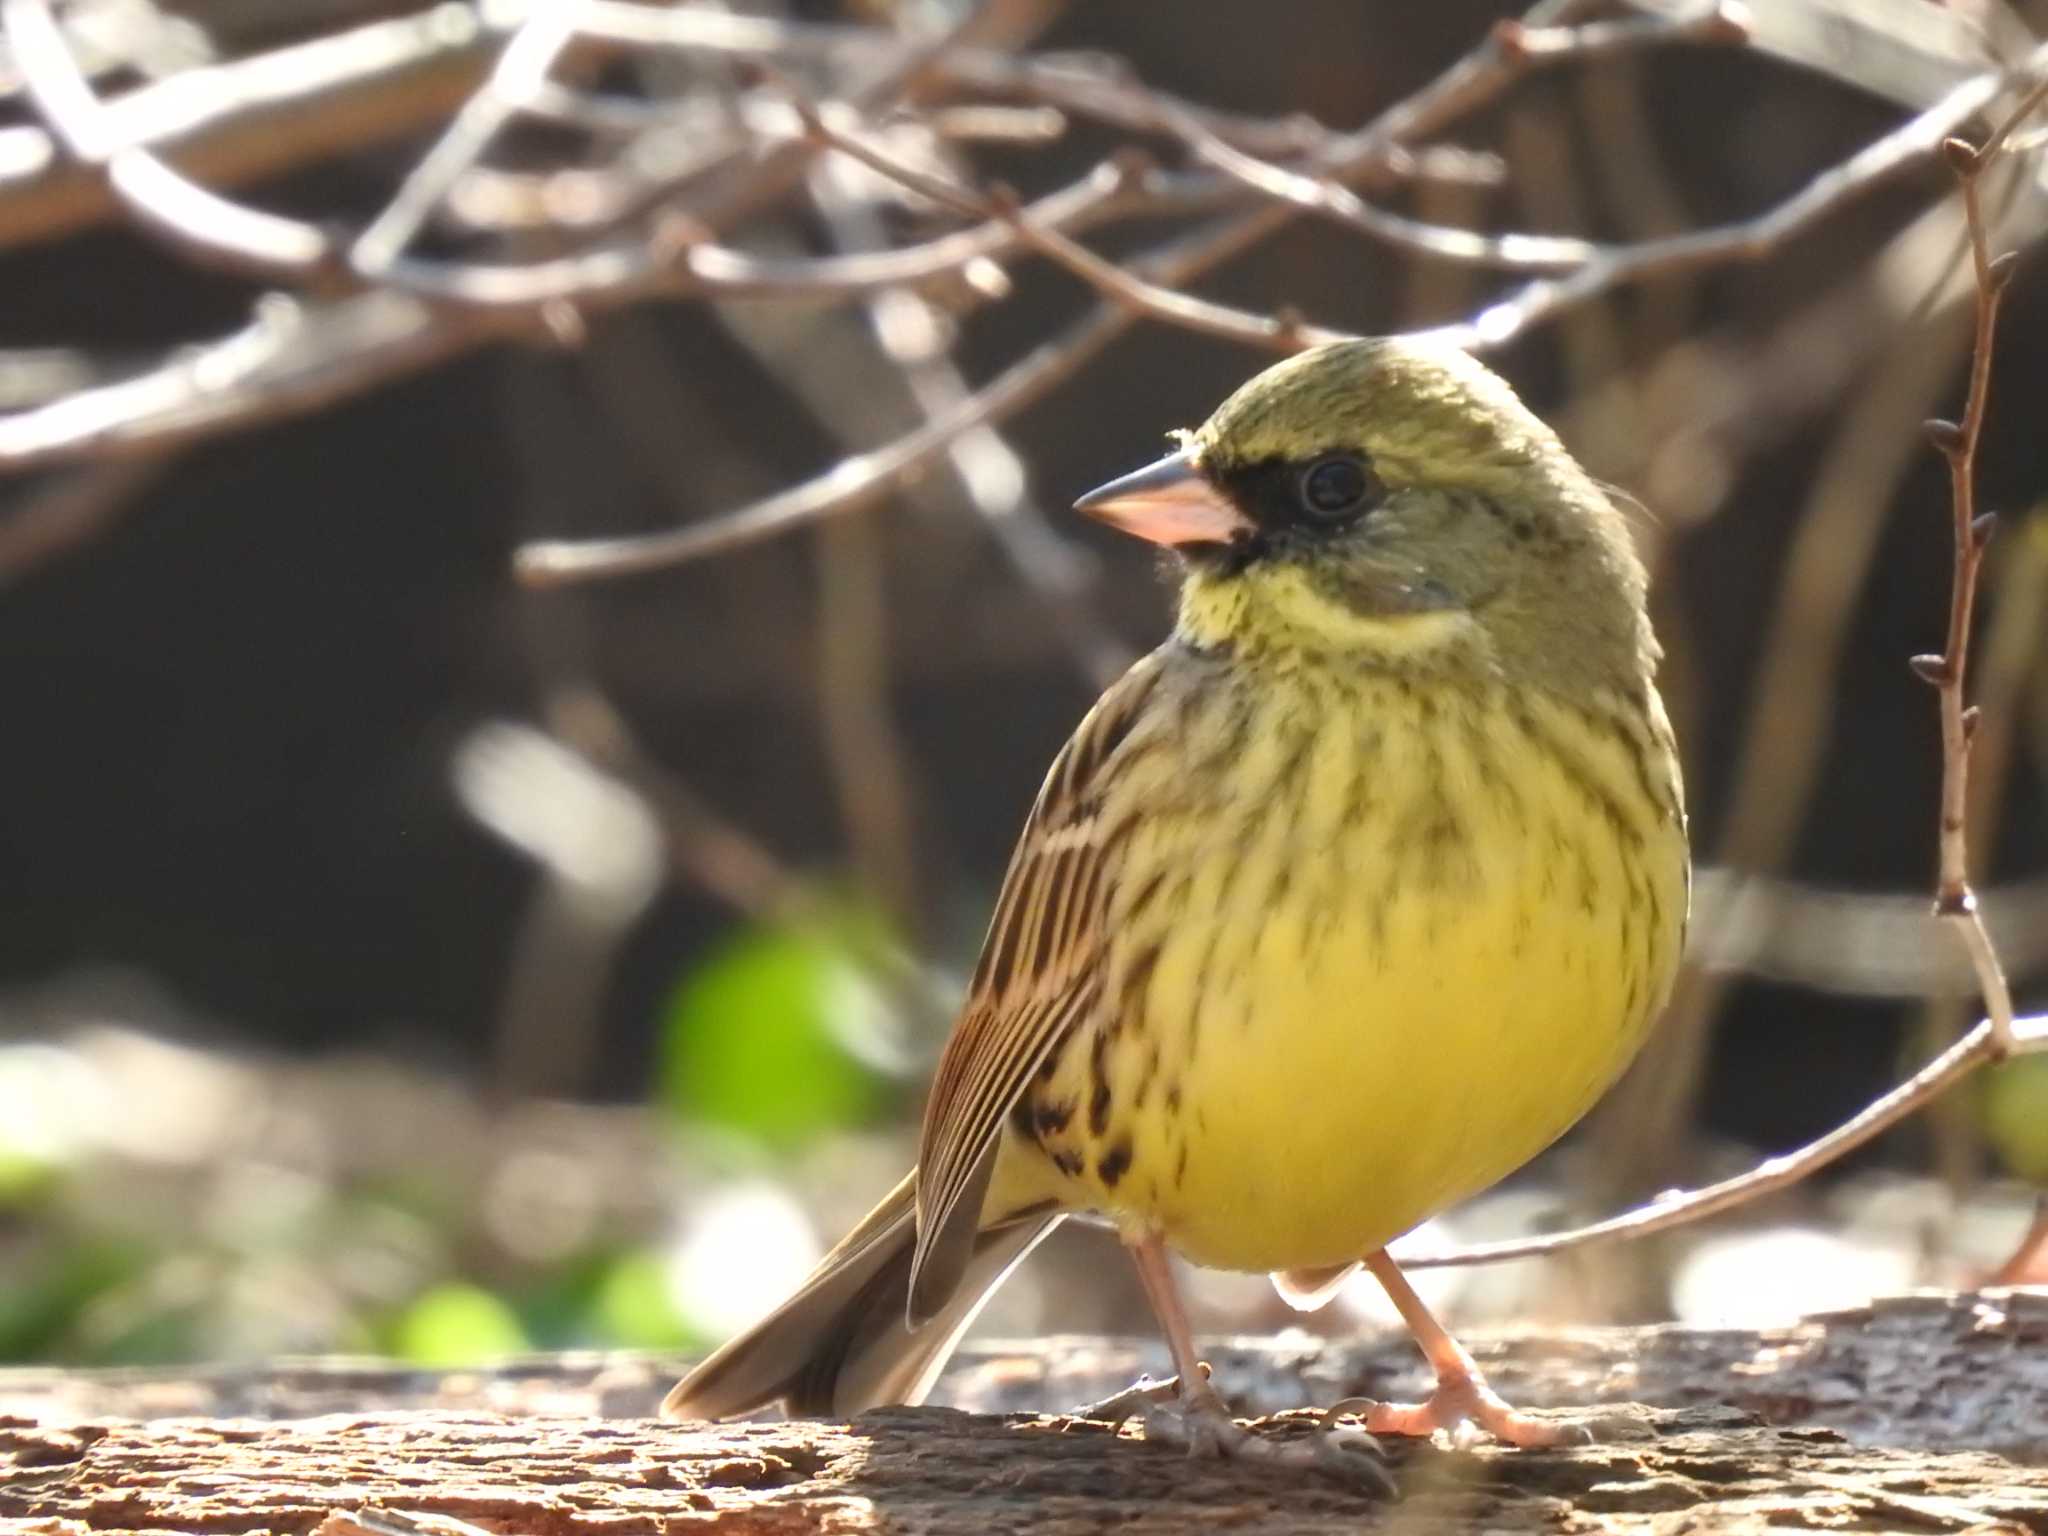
{"left": 0, "top": 5, "right": 490, "bottom": 252}
{"left": 1396, "top": 1011, "right": 2048, "bottom": 1269}
{"left": 1163, "top": 2, "right": 1747, "bottom": 275}
{"left": 512, "top": 0, "right": 1906, "bottom": 583}
{"left": 806, "top": 139, "right": 1135, "bottom": 689}
{"left": 0, "top": 456, "right": 167, "bottom": 584}
{"left": 1427, "top": 43, "right": 2048, "bottom": 351}
{"left": 0, "top": 293, "right": 514, "bottom": 467}
{"left": 7, "top": 1, "right": 2036, "bottom": 487}
{"left": 789, "top": 97, "right": 1335, "bottom": 353}
{"left": 1586, "top": 232, "right": 1979, "bottom": 1199}
{"left": 1912, "top": 106, "right": 2047, "bottom": 1061}
{"left": 514, "top": 298, "right": 1113, "bottom": 584}
{"left": 5, "top": 0, "right": 339, "bottom": 278}
{"left": 349, "top": 2, "right": 602, "bottom": 296}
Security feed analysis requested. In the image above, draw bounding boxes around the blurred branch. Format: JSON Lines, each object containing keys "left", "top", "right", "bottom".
{"left": 1426, "top": 39, "right": 2048, "bottom": 351}
{"left": 547, "top": 688, "right": 960, "bottom": 1027}
{"left": 4, "top": 0, "right": 337, "bottom": 278}
{"left": 803, "top": 129, "right": 1134, "bottom": 689}
{"left": 0, "top": 456, "right": 167, "bottom": 584}
{"left": 1164, "top": 3, "right": 1748, "bottom": 274}
{"left": 0, "top": 4, "right": 491, "bottom": 251}
{"left": 0, "top": 293, "right": 516, "bottom": 466}
{"left": 1689, "top": 866, "right": 2048, "bottom": 997}
{"left": 519, "top": 4, "right": 2048, "bottom": 585}
{"left": 4, "top": 0, "right": 2042, "bottom": 494}
{"left": 786, "top": 97, "right": 1338, "bottom": 352}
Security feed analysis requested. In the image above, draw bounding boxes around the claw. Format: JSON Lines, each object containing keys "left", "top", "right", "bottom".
{"left": 1137, "top": 1383, "right": 1396, "bottom": 1494}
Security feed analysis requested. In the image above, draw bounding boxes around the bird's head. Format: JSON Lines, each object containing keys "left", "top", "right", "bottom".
{"left": 1076, "top": 338, "right": 1657, "bottom": 692}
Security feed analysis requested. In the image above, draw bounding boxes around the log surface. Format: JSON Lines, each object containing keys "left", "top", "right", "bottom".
{"left": 1, "top": 1289, "right": 2044, "bottom": 1536}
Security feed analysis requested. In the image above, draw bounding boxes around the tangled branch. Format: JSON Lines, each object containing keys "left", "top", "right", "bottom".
{"left": 5, "top": 0, "right": 2048, "bottom": 1280}
{"left": 3, "top": 0, "right": 2040, "bottom": 506}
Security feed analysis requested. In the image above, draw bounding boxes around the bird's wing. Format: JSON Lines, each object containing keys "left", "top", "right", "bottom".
{"left": 906, "top": 651, "right": 1165, "bottom": 1322}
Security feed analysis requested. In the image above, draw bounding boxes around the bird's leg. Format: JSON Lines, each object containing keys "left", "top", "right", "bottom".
{"left": 1119, "top": 1232, "right": 1392, "bottom": 1489}
{"left": 1357, "top": 1250, "right": 1585, "bottom": 1448}
{"left": 1124, "top": 1232, "right": 1234, "bottom": 1435}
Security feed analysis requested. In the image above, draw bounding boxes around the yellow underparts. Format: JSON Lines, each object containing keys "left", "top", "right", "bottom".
{"left": 989, "top": 634, "right": 1687, "bottom": 1275}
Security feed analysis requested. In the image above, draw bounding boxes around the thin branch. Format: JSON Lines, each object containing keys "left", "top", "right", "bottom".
{"left": 1163, "top": 1, "right": 1748, "bottom": 274}
{"left": 1428, "top": 42, "right": 2048, "bottom": 352}
{"left": 349, "top": 4, "right": 582, "bottom": 279}
{"left": 0, "top": 4, "right": 488, "bottom": 253}
{"left": 566, "top": 1, "right": 1489, "bottom": 189}
{"left": 1912, "top": 101, "right": 2047, "bottom": 1060}
{"left": 1167, "top": 109, "right": 1599, "bottom": 273}
{"left": 790, "top": 96, "right": 1336, "bottom": 353}
{"left": 515, "top": 305, "right": 1101, "bottom": 584}
{"left": 806, "top": 143, "right": 1135, "bottom": 690}
{"left": 513, "top": 38, "right": 2048, "bottom": 580}
{"left": 4, "top": 0, "right": 337, "bottom": 278}
{"left": 0, "top": 455, "right": 167, "bottom": 584}
{"left": 1394, "top": 1012, "right": 2048, "bottom": 1269}
{"left": 0, "top": 293, "right": 513, "bottom": 467}
{"left": 7, "top": 2, "right": 2041, "bottom": 496}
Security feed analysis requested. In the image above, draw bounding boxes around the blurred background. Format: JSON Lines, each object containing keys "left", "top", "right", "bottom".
{"left": 1, "top": 0, "right": 2046, "bottom": 1376}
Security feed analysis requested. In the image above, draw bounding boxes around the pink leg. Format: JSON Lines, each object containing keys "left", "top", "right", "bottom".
{"left": 1126, "top": 1233, "right": 1231, "bottom": 1416}
{"left": 1360, "top": 1251, "right": 1584, "bottom": 1449}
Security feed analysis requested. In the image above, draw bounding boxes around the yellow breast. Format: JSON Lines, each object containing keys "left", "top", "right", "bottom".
{"left": 996, "top": 665, "right": 1687, "bottom": 1274}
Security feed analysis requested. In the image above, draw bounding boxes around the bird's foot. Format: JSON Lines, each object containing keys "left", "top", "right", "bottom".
{"left": 1348, "top": 1370, "right": 1591, "bottom": 1449}
{"left": 1137, "top": 1379, "right": 1394, "bottom": 1493}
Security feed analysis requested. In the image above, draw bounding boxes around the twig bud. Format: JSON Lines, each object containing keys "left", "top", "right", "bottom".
{"left": 1989, "top": 250, "right": 2021, "bottom": 291}
{"left": 1942, "top": 136, "right": 1981, "bottom": 177}
{"left": 987, "top": 182, "right": 1025, "bottom": 217}
{"left": 960, "top": 257, "right": 1010, "bottom": 302}
{"left": 1705, "top": 2, "right": 1754, "bottom": 44}
{"left": 540, "top": 300, "right": 586, "bottom": 349}
{"left": 1963, "top": 704, "right": 1983, "bottom": 740}
{"left": 1490, "top": 19, "right": 1533, "bottom": 62}
{"left": 1973, "top": 511, "right": 1999, "bottom": 549}
{"left": 1107, "top": 146, "right": 1156, "bottom": 187}
{"left": 1909, "top": 653, "right": 1951, "bottom": 686}
{"left": 1923, "top": 417, "right": 1966, "bottom": 455}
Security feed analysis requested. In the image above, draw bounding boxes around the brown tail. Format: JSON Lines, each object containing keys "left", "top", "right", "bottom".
{"left": 661, "top": 1171, "right": 1058, "bottom": 1420}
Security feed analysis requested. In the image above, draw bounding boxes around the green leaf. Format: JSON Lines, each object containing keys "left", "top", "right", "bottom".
{"left": 390, "top": 1283, "right": 528, "bottom": 1366}
{"left": 1983, "top": 1052, "right": 2048, "bottom": 1184}
{"left": 0, "top": 1241, "right": 151, "bottom": 1362}
{"left": 656, "top": 911, "right": 893, "bottom": 1150}
{"left": 593, "top": 1248, "right": 705, "bottom": 1350}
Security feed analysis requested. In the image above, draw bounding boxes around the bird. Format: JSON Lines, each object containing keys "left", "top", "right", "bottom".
{"left": 662, "top": 336, "right": 1690, "bottom": 1476}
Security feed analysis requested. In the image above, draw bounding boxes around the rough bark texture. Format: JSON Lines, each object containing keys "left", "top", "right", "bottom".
{"left": 1, "top": 1289, "right": 2044, "bottom": 1536}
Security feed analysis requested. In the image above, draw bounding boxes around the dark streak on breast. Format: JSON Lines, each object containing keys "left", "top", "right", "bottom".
{"left": 1086, "top": 1028, "right": 1114, "bottom": 1138}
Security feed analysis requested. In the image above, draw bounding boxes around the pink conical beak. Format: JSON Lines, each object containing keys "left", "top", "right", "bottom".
{"left": 1074, "top": 449, "right": 1253, "bottom": 547}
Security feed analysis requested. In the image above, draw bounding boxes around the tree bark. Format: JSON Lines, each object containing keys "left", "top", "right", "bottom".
{"left": 2, "top": 1288, "right": 2044, "bottom": 1535}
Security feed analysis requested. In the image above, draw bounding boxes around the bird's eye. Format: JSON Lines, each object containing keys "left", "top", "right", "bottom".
{"left": 1297, "top": 455, "right": 1377, "bottom": 522}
